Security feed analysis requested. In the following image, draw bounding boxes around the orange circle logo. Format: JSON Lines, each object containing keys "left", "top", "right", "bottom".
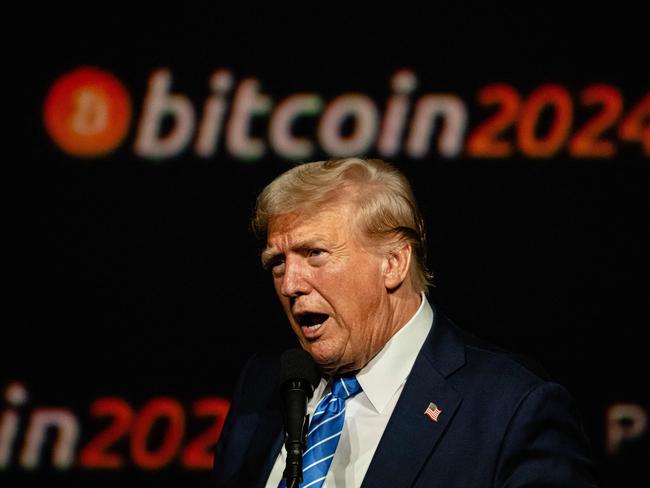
{"left": 43, "top": 67, "right": 132, "bottom": 157}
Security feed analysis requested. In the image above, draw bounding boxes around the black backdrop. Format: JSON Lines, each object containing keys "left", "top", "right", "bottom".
{"left": 5, "top": 4, "right": 648, "bottom": 487}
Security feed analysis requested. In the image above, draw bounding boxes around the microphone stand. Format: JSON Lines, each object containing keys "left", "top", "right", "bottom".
{"left": 282, "top": 379, "right": 311, "bottom": 486}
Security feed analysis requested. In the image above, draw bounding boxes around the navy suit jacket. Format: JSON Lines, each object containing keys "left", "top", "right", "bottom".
{"left": 213, "top": 307, "right": 598, "bottom": 487}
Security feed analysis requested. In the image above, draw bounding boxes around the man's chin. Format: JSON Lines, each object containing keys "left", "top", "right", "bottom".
{"left": 310, "top": 352, "right": 360, "bottom": 377}
{"left": 305, "top": 345, "right": 344, "bottom": 375}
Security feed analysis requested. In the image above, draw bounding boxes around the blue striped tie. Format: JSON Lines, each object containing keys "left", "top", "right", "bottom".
{"left": 279, "top": 375, "right": 362, "bottom": 488}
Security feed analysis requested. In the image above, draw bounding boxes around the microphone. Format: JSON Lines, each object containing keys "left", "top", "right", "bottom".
{"left": 279, "top": 348, "right": 320, "bottom": 487}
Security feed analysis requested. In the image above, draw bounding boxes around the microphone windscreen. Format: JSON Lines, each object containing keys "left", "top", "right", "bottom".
{"left": 279, "top": 348, "right": 320, "bottom": 389}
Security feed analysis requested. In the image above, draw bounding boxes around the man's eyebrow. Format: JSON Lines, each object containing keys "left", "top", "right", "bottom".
{"left": 260, "top": 238, "right": 331, "bottom": 267}
{"left": 260, "top": 248, "right": 280, "bottom": 268}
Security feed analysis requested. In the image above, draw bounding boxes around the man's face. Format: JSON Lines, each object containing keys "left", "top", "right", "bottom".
{"left": 263, "top": 202, "right": 393, "bottom": 375}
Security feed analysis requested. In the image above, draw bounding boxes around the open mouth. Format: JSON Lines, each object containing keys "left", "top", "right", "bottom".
{"left": 295, "top": 312, "right": 330, "bottom": 332}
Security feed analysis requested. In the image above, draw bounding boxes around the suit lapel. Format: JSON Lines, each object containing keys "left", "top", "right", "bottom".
{"left": 237, "top": 402, "right": 284, "bottom": 488}
{"left": 232, "top": 356, "right": 285, "bottom": 488}
{"left": 361, "top": 308, "right": 466, "bottom": 488}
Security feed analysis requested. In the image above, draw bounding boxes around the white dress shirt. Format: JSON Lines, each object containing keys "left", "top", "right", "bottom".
{"left": 265, "top": 293, "right": 434, "bottom": 487}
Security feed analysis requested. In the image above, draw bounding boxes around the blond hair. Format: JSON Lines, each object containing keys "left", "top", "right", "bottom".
{"left": 252, "top": 158, "right": 432, "bottom": 292}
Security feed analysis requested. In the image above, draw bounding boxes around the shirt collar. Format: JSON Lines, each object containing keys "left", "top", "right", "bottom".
{"left": 356, "top": 292, "right": 434, "bottom": 413}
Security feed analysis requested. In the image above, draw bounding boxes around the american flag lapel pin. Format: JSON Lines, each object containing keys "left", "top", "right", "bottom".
{"left": 424, "top": 402, "right": 442, "bottom": 422}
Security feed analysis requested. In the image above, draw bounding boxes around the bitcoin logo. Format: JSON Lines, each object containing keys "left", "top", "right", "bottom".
{"left": 43, "top": 67, "right": 132, "bottom": 157}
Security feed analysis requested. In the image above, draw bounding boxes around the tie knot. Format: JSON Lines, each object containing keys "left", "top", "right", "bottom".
{"left": 331, "top": 375, "right": 362, "bottom": 400}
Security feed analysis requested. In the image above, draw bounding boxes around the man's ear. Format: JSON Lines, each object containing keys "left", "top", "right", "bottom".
{"left": 382, "top": 242, "right": 412, "bottom": 290}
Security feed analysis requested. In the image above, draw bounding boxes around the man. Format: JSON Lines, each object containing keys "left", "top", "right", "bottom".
{"left": 213, "top": 158, "right": 597, "bottom": 487}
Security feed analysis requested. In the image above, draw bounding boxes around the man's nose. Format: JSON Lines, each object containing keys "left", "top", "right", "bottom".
{"left": 280, "top": 257, "right": 311, "bottom": 298}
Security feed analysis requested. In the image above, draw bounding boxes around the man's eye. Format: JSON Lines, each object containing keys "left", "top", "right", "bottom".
{"left": 307, "top": 249, "right": 327, "bottom": 261}
{"left": 270, "top": 260, "right": 285, "bottom": 276}
{"left": 264, "top": 256, "right": 284, "bottom": 271}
